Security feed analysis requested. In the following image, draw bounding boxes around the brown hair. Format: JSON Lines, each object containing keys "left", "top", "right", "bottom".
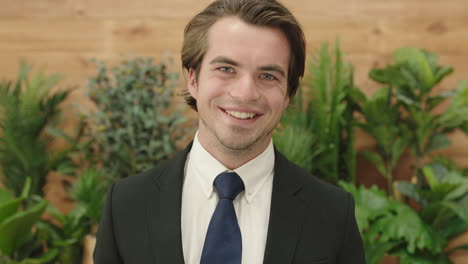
{"left": 181, "top": 0, "right": 306, "bottom": 111}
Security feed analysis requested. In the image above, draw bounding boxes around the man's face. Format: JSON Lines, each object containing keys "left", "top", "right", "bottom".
{"left": 187, "top": 16, "right": 290, "bottom": 157}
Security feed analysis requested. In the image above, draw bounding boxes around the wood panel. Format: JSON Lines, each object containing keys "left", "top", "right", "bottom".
{"left": 1, "top": 1, "right": 468, "bottom": 262}
{"left": 2, "top": 0, "right": 467, "bottom": 19}
{"left": 1, "top": 0, "right": 467, "bottom": 168}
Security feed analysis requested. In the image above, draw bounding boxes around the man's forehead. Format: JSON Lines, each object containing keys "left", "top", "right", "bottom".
{"left": 203, "top": 17, "right": 290, "bottom": 70}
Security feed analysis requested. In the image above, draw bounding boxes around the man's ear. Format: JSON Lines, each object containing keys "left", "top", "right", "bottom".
{"left": 187, "top": 68, "right": 198, "bottom": 99}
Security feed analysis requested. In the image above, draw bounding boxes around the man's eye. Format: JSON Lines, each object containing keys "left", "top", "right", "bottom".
{"left": 260, "top": 73, "right": 276, "bottom": 81}
{"left": 219, "top": 67, "right": 234, "bottom": 73}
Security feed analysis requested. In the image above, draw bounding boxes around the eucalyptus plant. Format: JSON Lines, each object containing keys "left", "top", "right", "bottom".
{"left": 274, "top": 40, "right": 358, "bottom": 183}
{"left": 87, "top": 57, "right": 190, "bottom": 181}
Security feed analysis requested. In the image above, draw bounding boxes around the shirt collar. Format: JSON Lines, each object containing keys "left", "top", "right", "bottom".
{"left": 187, "top": 131, "right": 275, "bottom": 203}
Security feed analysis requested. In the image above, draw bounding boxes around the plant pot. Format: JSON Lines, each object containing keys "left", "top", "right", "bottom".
{"left": 82, "top": 234, "right": 96, "bottom": 264}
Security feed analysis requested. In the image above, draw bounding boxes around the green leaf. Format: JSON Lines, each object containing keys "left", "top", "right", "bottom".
{"left": 433, "top": 66, "right": 454, "bottom": 85}
{"left": 0, "top": 189, "right": 12, "bottom": 204}
{"left": 20, "top": 178, "right": 31, "bottom": 199}
{"left": 445, "top": 184, "right": 468, "bottom": 201}
{"left": 0, "top": 197, "right": 23, "bottom": 224}
{"left": 339, "top": 182, "right": 393, "bottom": 231}
{"left": 424, "top": 133, "right": 451, "bottom": 154}
{"left": 0, "top": 200, "right": 48, "bottom": 256}
{"left": 422, "top": 166, "right": 439, "bottom": 189}
{"left": 365, "top": 241, "right": 400, "bottom": 264}
{"left": 394, "top": 47, "right": 435, "bottom": 90}
{"left": 273, "top": 126, "right": 317, "bottom": 172}
{"left": 444, "top": 200, "right": 468, "bottom": 224}
{"left": 426, "top": 90, "right": 455, "bottom": 111}
{"left": 17, "top": 248, "right": 59, "bottom": 264}
{"left": 396, "top": 181, "right": 423, "bottom": 204}
{"left": 391, "top": 137, "right": 408, "bottom": 167}
{"left": 361, "top": 150, "right": 387, "bottom": 177}
{"left": 369, "top": 204, "right": 443, "bottom": 254}
{"left": 369, "top": 65, "right": 402, "bottom": 86}
{"left": 348, "top": 86, "right": 367, "bottom": 105}
{"left": 438, "top": 81, "right": 468, "bottom": 131}
{"left": 45, "top": 127, "right": 74, "bottom": 145}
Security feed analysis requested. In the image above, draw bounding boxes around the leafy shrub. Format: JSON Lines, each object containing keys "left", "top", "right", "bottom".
{"left": 86, "top": 57, "right": 189, "bottom": 181}
{"left": 0, "top": 62, "right": 83, "bottom": 197}
{"left": 274, "top": 40, "right": 359, "bottom": 183}
{"left": 0, "top": 179, "right": 57, "bottom": 264}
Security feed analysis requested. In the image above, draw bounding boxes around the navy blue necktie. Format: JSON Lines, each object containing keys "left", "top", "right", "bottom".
{"left": 201, "top": 172, "right": 245, "bottom": 264}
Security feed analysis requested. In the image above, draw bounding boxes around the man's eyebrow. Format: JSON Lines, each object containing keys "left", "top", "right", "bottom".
{"left": 258, "top": 64, "right": 286, "bottom": 78}
{"left": 209, "top": 56, "right": 240, "bottom": 66}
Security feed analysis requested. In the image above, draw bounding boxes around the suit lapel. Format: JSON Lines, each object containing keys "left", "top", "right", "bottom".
{"left": 147, "top": 143, "right": 192, "bottom": 264}
{"left": 263, "top": 149, "right": 306, "bottom": 264}
{"left": 145, "top": 143, "right": 306, "bottom": 264}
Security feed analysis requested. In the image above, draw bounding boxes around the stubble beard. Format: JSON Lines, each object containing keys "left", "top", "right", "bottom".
{"left": 200, "top": 116, "right": 275, "bottom": 156}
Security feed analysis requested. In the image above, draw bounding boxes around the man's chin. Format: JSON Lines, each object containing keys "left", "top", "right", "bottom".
{"left": 217, "top": 135, "right": 261, "bottom": 152}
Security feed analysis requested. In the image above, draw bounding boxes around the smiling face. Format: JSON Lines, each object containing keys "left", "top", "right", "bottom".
{"left": 187, "top": 16, "right": 291, "bottom": 167}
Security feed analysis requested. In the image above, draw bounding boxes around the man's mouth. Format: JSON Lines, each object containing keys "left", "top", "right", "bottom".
{"left": 224, "top": 109, "right": 258, "bottom": 120}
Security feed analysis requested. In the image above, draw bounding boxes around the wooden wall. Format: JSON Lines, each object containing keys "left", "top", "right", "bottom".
{"left": 2, "top": 1, "right": 468, "bottom": 262}
{"left": 1, "top": 0, "right": 467, "bottom": 171}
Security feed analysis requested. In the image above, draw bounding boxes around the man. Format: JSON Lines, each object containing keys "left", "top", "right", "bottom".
{"left": 94, "top": 0, "right": 366, "bottom": 263}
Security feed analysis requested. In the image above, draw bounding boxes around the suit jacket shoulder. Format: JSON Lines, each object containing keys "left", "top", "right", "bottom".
{"left": 94, "top": 144, "right": 190, "bottom": 264}
{"left": 266, "top": 149, "right": 365, "bottom": 264}
{"left": 94, "top": 144, "right": 365, "bottom": 264}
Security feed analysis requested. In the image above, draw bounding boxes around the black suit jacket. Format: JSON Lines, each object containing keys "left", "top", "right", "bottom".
{"left": 94, "top": 143, "right": 366, "bottom": 263}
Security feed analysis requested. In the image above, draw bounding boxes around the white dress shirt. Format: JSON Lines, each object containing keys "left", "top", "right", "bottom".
{"left": 181, "top": 133, "right": 274, "bottom": 264}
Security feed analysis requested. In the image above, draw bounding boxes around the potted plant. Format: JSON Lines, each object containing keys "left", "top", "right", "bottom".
{"left": 274, "top": 40, "right": 359, "bottom": 184}
{"left": 0, "top": 62, "right": 85, "bottom": 199}
{"left": 86, "top": 57, "right": 191, "bottom": 183}
{"left": 0, "top": 178, "right": 58, "bottom": 263}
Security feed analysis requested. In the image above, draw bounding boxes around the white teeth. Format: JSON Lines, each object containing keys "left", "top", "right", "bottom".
{"left": 225, "top": 110, "right": 257, "bottom": 119}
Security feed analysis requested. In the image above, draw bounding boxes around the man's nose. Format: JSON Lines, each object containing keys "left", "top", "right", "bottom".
{"left": 229, "top": 75, "right": 261, "bottom": 101}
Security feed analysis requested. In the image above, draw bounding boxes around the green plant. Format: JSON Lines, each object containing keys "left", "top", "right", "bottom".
{"left": 35, "top": 168, "right": 107, "bottom": 264}
{"left": 359, "top": 47, "right": 468, "bottom": 196}
{"left": 340, "top": 181, "right": 446, "bottom": 264}
{"left": 0, "top": 178, "right": 58, "bottom": 264}
{"left": 69, "top": 168, "right": 106, "bottom": 226}
{"left": 369, "top": 47, "right": 468, "bottom": 170}
{"left": 357, "top": 87, "right": 411, "bottom": 196}
{"left": 0, "top": 62, "right": 84, "bottom": 197}
{"left": 274, "top": 40, "right": 359, "bottom": 183}
{"left": 395, "top": 161, "right": 468, "bottom": 263}
{"left": 352, "top": 46, "right": 468, "bottom": 263}
{"left": 87, "top": 57, "right": 190, "bottom": 181}
{"left": 341, "top": 159, "right": 468, "bottom": 264}
{"left": 37, "top": 206, "right": 87, "bottom": 264}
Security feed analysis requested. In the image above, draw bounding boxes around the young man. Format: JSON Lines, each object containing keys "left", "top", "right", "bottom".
{"left": 94, "top": 0, "right": 366, "bottom": 263}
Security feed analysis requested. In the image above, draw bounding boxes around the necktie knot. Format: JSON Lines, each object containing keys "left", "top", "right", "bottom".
{"left": 214, "top": 172, "right": 245, "bottom": 200}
